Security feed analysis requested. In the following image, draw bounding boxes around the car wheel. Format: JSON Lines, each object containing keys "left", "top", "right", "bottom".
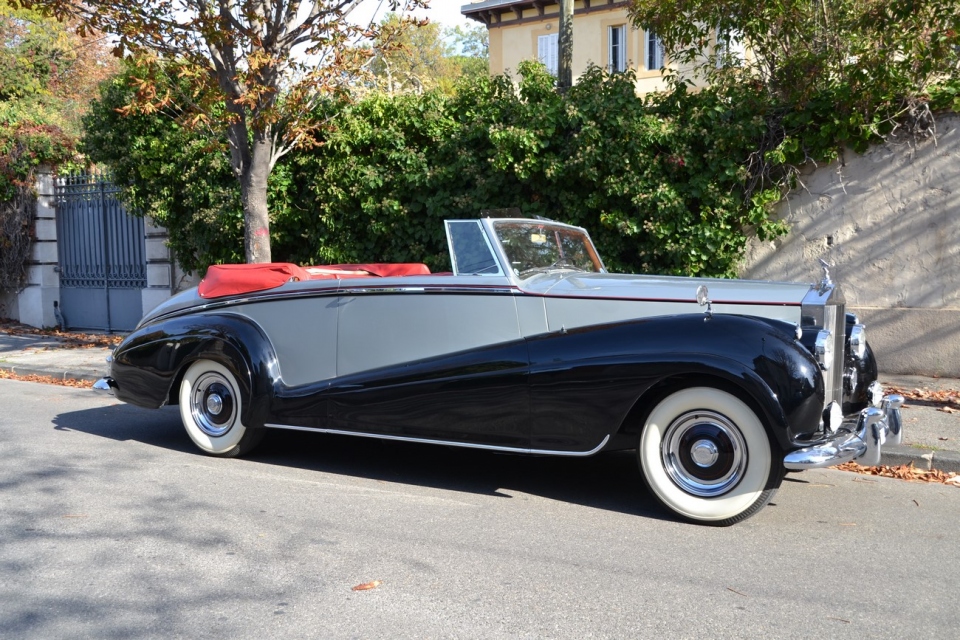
{"left": 179, "top": 359, "right": 263, "bottom": 457}
{"left": 638, "top": 387, "right": 784, "bottom": 526}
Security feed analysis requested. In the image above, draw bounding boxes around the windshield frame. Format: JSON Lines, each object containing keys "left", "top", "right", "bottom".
{"left": 486, "top": 219, "right": 606, "bottom": 279}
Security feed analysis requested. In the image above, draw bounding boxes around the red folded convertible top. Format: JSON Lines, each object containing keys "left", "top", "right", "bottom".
{"left": 198, "top": 262, "right": 431, "bottom": 299}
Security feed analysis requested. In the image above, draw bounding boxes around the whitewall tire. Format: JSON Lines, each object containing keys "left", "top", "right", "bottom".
{"left": 638, "top": 387, "right": 783, "bottom": 525}
{"left": 179, "top": 359, "right": 263, "bottom": 457}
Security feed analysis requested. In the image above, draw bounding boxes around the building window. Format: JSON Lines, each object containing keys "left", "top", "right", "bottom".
{"left": 538, "top": 33, "right": 559, "bottom": 76}
{"left": 645, "top": 30, "right": 664, "bottom": 71}
{"left": 715, "top": 27, "right": 745, "bottom": 66}
{"left": 608, "top": 25, "right": 627, "bottom": 73}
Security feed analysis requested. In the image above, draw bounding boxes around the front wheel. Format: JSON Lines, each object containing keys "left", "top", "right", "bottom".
{"left": 179, "top": 359, "right": 263, "bottom": 457}
{"left": 638, "top": 387, "right": 784, "bottom": 526}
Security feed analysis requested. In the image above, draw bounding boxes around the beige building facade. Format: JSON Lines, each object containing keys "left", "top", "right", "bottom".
{"left": 461, "top": 0, "right": 672, "bottom": 94}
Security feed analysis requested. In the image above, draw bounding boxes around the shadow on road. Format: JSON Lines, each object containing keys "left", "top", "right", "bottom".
{"left": 53, "top": 403, "right": 673, "bottom": 522}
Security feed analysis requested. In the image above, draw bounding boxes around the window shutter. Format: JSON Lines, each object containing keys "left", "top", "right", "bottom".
{"left": 539, "top": 33, "right": 559, "bottom": 76}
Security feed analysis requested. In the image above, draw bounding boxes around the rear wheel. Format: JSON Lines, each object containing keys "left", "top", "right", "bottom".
{"left": 179, "top": 359, "right": 263, "bottom": 457}
{"left": 638, "top": 387, "right": 784, "bottom": 526}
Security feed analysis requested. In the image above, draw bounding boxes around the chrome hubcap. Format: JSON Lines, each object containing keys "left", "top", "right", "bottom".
{"left": 661, "top": 410, "right": 747, "bottom": 497}
{"left": 190, "top": 372, "right": 237, "bottom": 437}
{"left": 206, "top": 394, "right": 224, "bottom": 416}
{"left": 690, "top": 439, "right": 720, "bottom": 467}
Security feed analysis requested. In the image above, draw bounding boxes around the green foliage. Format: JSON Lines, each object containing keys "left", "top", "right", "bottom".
{"left": 86, "top": 63, "right": 800, "bottom": 277}
{"left": 81, "top": 67, "right": 245, "bottom": 273}
{"left": 0, "top": 107, "right": 77, "bottom": 290}
{"left": 367, "top": 14, "right": 490, "bottom": 96}
{"left": 628, "top": 0, "right": 960, "bottom": 150}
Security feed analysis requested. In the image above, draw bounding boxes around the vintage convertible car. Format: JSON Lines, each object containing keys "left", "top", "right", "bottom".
{"left": 95, "top": 217, "right": 903, "bottom": 525}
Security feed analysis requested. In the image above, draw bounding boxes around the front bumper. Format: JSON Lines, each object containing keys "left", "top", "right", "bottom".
{"left": 93, "top": 377, "right": 117, "bottom": 396}
{"left": 783, "top": 382, "right": 904, "bottom": 470}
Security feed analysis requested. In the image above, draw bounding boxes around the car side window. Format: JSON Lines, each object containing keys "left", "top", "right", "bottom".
{"left": 445, "top": 220, "right": 503, "bottom": 276}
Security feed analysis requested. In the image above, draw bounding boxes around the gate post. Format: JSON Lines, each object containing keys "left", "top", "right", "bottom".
{"left": 16, "top": 169, "right": 60, "bottom": 328}
{"left": 142, "top": 217, "right": 175, "bottom": 316}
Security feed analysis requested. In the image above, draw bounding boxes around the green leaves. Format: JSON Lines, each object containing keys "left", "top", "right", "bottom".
{"left": 84, "top": 62, "right": 798, "bottom": 278}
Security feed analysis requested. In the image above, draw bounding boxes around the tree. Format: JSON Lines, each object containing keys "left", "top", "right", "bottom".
{"left": 627, "top": 0, "right": 960, "bottom": 123}
{"left": 1, "top": 0, "right": 118, "bottom": 135}
{"left": 369, "top": 15, "right": 489, "bottom": 95}
{"left": 557, "top": 0, "right": 572, "bottom": 90}
{"left": 22, "top": 0, "right": 428, "bottom": 265}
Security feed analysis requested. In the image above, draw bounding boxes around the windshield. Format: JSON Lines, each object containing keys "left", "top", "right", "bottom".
{"left": 493, "top": 221, "right": 604, "bottom": 277}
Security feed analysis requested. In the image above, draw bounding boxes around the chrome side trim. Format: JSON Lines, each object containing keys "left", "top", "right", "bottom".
{"left": 264, "top": 423, "right": 611, "bottom": 457}
{"left": 339, "top": 286, "right": 519, "bottom": 296}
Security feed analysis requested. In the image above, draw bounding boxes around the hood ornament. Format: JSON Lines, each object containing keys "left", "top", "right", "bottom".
{"left": 696, "top": 285, "right": 713, "bottom": 318}
{"left": 817, "top": 258, "right": 833, "bottom": 293}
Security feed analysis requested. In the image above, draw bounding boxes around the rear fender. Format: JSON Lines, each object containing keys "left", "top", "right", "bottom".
{"left": 111, "top": 313, "right": 278, "bottom": 428}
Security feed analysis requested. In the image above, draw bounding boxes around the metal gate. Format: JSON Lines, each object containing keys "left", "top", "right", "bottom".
{"left": 55, "top": 172, "right": 147, "bottom": 331}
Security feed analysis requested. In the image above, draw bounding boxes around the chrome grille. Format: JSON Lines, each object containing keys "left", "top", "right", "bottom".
{"left": 801, "top": 283, "right": 846, "bottom": 408}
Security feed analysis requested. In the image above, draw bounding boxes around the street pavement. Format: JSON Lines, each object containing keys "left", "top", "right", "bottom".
{"left": 2, "top": 379, "right": 960, "bottom": 638}
{"left": 0, "top": 328, "right": 958, "bottom": 472}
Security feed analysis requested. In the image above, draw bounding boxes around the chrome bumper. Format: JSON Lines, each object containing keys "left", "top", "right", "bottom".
{"left": 784, "top": 383, "right": 904, "bottom": 470}
{"left": 93, "top": 377, "right": 117, "bottom": 396}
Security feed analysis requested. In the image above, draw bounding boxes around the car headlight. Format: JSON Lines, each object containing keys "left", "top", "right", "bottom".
{"left": 849, "top": 323, "right": 866, "bottom": 360}
{"left": 815, "top": 329, "right": 834, "bottom": 371}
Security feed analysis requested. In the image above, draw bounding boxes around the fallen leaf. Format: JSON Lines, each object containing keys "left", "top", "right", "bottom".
{"left": 834, "top": 461, "right": 960, "bottom": 486}
{"left": 0, "top": 370, "right": 90, "bottom": 388}
{"left": 352, "top": 580, "right": 382, "bottom": 592}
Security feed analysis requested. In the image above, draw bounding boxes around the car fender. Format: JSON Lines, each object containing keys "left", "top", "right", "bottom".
{"left": 528, "top": 313, "right": 824, "bottom": 451}
{"left": 110, "top": 313, "right": 278, "bottom": 428}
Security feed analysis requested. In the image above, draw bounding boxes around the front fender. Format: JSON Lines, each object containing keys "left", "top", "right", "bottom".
{"left": 528, "top": 314, "right": 824, "bottom": 452}
{"left": 109, "top": 313, "right": 278, "bottom": 428}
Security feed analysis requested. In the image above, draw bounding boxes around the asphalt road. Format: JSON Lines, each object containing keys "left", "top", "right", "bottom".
{"left": 2, "top": 380, "right": 958, "bottom": 639}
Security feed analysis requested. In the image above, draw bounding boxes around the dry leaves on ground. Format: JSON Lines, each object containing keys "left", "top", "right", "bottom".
{"left": 0, "top": 319, "right": 122, "bottom": 349}
{"left": 835, "top": 461, "right": 960, "bottom": 486}
{"left": 883, "top": 384, "right": 960, "bottom": 411}
{"left": 0, "top": 369, "right": 90, "bottom": 388}
{"left": 351, "top": 580, "right": 382, "bottom": 591}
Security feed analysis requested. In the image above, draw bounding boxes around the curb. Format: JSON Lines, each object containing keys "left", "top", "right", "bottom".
{"left": 0, "top": 364, "right": 102, "bottom": 384}
{"left": 881, "top": 444, "right": 960, "bottom": 474}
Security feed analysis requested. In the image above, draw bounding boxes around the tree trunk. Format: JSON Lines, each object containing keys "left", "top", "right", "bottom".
{"left": 241, "top": 137, "right": 273, "bottom": 264}
{"left": 558, "top": 0, "right": 573, "bottom": 91}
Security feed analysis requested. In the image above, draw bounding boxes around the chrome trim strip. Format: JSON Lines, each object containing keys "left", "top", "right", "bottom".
{"left": 339, "top": 286, "right": 519, "bottom": 295}
{"left": 264, "top": 423, "right": 611, "bottom": 457}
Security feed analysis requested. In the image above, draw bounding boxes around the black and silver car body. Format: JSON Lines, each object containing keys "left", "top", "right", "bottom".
{"left": 96, "top": 217, "right": 903, "bottom": 525}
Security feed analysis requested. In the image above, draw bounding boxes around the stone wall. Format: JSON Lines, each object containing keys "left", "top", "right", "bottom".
{"left": 741, "top": 115, "right": 960, "bottom": 376}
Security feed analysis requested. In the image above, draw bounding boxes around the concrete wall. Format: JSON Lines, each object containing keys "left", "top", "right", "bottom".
{"left": 740, "top": 115, "right": 960, "bottom": 376}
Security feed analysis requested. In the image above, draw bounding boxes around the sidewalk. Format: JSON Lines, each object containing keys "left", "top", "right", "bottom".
{"left": 0, "top": 327, "right": 957, "bottom": 472}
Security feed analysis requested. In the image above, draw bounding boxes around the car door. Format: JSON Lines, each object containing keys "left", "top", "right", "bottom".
{"left": 328, "top": 286, "right": 532, "bottom": 449}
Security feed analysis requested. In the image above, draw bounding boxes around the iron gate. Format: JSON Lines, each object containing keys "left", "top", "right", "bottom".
{"left": 55, "top": 172, "right": 147, "bottom": 331}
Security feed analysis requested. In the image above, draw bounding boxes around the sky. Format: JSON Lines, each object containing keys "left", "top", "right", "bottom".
{"left": 353, "top": 0, "right": 475, "bottom": 30}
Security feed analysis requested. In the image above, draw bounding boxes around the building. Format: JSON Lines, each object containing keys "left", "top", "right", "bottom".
{"left": 461, "top": 0, "right": 672, "bottom": 94}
